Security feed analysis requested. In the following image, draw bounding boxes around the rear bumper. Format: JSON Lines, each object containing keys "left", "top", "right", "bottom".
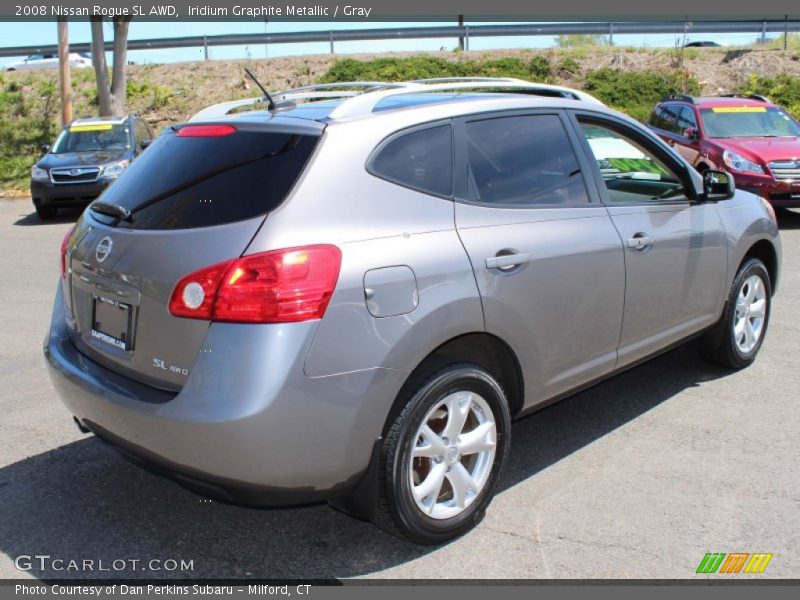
{"left": 31, "top": 179, "right": 109, "bottom": 208}
{"left": 44, "top": 284, "right": 406, "bottom": 506}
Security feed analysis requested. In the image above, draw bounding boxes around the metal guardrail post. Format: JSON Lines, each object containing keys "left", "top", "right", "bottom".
{"left": 465, "top": 25, "right": 470, "bottom": 51}
{"left": 329, "top": 31, "right": 334, "bottom": 54}
{"left": 609, "top": 22, "right": 614, "bottom": 46}
{"left": 203, "top": 35, "right": 208, "bottom": 60}
{"left": 785, "top": 15, "right": 789, "bottom": 51}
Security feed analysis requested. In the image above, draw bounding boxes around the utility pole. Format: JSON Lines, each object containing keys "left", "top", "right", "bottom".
{"left": 458, "top": 15, "right": 465, "bottom": 51}
{"left": 57, "top": 17, "right": 73, "bottom": 126}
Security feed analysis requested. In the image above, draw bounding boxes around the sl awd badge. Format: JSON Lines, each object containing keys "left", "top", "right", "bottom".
{"left": 95, "top": 236, "right": 113, "bottom": 262}
{"left": 153, "top": 358, "right": 190, "bottom": 376}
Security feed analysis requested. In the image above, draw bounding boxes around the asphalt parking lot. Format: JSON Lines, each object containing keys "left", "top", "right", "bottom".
{"left": 0, "top": 198, "right": 798, "bottom": 580}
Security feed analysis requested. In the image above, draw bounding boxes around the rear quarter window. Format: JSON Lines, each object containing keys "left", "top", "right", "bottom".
{"left": 368, "top": 124, "right": 453, "bottom": 198}
{"left": 96, "top": 128, "right": 320, "bottom": 230}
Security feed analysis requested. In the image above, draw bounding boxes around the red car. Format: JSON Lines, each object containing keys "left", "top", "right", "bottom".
{"left": 647, "top": 95, "right": 800, "bottom": 207}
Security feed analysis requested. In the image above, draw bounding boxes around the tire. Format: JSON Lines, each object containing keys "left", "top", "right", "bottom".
{"left": 373, "top": 363, "right": 511, "bottom": 544}
{"left": 701, "top": 258, "right": 771, "bottom": 370}
{"left": 35, "top": 205, "right": 57, "bottom": 220}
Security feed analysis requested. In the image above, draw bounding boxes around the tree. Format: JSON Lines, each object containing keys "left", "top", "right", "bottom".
{"left": 90, "top": 16, "right": 131, "bottom": 116}
{"left": 57, "top": 17, "right": 73, "bottom": 125}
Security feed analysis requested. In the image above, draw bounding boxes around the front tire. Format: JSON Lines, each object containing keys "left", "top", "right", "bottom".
{"left": 35, "top": 204, "right": 57, "bottom": 220}
{"left": 701, "top": 258, "right": 771, "bottom": 369}
{"left": 373, "top": 364, "right": 511, "bottom": 544}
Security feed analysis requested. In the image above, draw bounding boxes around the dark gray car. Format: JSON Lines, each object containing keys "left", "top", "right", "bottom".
{"left": 44, "top": 79, "right": 781, "bottom": 544}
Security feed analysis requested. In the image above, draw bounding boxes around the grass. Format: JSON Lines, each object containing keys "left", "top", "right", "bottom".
{"left": 0, "top": 74, "right": 58, "bottom": 188}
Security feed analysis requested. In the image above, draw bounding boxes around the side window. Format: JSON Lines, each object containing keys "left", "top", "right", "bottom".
{"left": 464, "top": 114, "right": 590, "bottom": 206}
{"left": 369, "top": 124, "right": 452, "bottom": 197}
{"left": 577, "top": 119, "right": 689, "bottom": 204}
{"left": 677, "top": 107, "right": 698, "bottom": 135}
{"left": 660, "top": 105, "right": 682, "bottom": 133}
{"left": 648, "top": 106, "right": 666, "bottom": 129}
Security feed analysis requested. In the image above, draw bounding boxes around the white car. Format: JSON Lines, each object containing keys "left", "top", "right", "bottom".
{"left": 4, "top": 52, "right": 92, "bottom": 72}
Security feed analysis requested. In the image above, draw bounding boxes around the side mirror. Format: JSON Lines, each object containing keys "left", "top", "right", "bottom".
{"left": 702, "top": 169, "right": 735, "bottom": 201}
{"left": 684, "top": 127, "right": 699, "bottom": 142}
{"left": 40, "top": 144, "right": 50, "bottom": 154}
{"left": 140, "top": 138, "right": 152, "bottom": 150}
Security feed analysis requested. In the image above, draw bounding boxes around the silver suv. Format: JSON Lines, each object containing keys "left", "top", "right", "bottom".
{"left": 45, "top": 78, "right": 781, "bottom": 544}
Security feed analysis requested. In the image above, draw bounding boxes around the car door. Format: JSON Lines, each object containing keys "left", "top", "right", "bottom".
{"left": 569, "top": 111, "right": 728, "bottom": 367}
{"left": 674, "top": 106, "right": 702, "bottom": 167}
{"left": 453, "top": 111, "right": 626, "bottom": 409}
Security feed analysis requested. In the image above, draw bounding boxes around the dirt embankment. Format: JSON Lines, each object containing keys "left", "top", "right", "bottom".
{"left": 11, "top": 46, "right": 800, "bottom": 130}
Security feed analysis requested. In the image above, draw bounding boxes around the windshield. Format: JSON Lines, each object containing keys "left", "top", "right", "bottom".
{"left": 700, "top": 107, "right": 800, "bottom": 138}
{"left": 51, "top": 123, "right": 130, "bottom": 154}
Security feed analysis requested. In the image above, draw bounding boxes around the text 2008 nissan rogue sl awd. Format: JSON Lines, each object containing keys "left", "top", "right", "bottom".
{"left": 45, "top": 79, "right": 781, "bottom": 544}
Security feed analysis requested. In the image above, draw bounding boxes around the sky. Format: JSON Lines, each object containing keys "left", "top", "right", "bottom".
{"left": 0, "top": 21, "right": 773, "bottom": 67}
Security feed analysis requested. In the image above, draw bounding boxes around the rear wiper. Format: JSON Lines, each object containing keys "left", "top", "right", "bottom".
{"left": 91, "top": 201, "right": 132, "bottom": 222}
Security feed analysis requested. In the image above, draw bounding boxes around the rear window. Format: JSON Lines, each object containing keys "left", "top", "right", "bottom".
{"left": 368, "top": 124, "right": 453, "bottom": 197}
{"left": 94, "top": 127, "right": 320, "bottom": 230}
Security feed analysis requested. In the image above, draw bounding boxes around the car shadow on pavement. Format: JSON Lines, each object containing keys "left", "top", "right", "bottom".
{"left": 776, "top": 208, "right": 800, "bottom": 231}
{"left": 13, "top": 207, "right": 83, "bottom": 227}
{"left": 0, "top": 345, "right": 730, "bottom": 580}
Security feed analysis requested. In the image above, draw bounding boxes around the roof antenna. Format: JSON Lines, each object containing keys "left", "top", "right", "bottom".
{"left": 244, "top": 67, "right": 276, "bottom": 111}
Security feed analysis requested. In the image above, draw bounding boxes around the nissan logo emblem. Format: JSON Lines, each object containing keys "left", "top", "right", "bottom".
{"left": 95, "top": 237, "right": 113, "bottom": 263}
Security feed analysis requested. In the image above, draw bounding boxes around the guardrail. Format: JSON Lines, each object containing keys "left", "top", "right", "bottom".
{"left": 1, "top": 20, "right": 798, "bottom": 59}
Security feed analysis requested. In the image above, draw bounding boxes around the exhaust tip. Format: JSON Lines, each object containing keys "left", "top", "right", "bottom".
{"left": 73, "top": 416, "right": 90, "bottom": 434}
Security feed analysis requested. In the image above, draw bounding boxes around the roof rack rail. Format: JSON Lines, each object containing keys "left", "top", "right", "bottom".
{"left": 328, "top": 79, "right": 603, "bottom": 121}
{"left": 189, "top": 81, "right": 398, "bottom": 122}
{"left": 661, "top": 94, "right": 695, "bottom": 103}
{"left": 719, "top": 93, "right": 771, "bottom": 103}
{"left": 408, "top": 77, "right": 525, "bottom": 84}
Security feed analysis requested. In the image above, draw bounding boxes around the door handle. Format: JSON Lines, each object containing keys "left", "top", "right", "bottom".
{"left": 485, "top": 253, "right": 531, "bottom": 270}
{"left": 627, "top": 234, "right": 653, "bottom": 251}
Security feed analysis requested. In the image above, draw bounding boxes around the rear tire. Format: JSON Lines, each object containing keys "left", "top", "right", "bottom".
{"left": 701, "top": 258, "right": 771, "bottom": 370}
{"left": 35, "top": 205, "right": 57, "bottom": 220}
{"left": 372, "top": 363, "right": 511, "bottom": 545}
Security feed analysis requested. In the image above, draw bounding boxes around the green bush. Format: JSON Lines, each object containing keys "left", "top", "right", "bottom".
{"left": 583, "top": 68, "right": 700, "bottom": 122}
{"left": 558, "top": 56, "right": 581, "bottom": 74}
{"left": 320, "top": 55, "right": 554, "bottom": 84}
{"left": 736, "top": 73, "right": 800, "bottom": 118}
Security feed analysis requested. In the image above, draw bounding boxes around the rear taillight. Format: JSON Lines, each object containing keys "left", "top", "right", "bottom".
{"left": 60, "top": 225, "right": 76, "bottom": 278}
{"left": 169, "top": 245, "right": 342, "bottom": 324}
{"left": 176, "top": 124, "right": 236, "bottom": 137}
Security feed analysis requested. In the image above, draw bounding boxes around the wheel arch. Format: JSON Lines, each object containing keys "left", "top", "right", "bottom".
{"left": 380, "top": 332, "right": 524, "bottom": 437}
{"left": 740, "top": 239, "right": 778, "bottom": 294}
